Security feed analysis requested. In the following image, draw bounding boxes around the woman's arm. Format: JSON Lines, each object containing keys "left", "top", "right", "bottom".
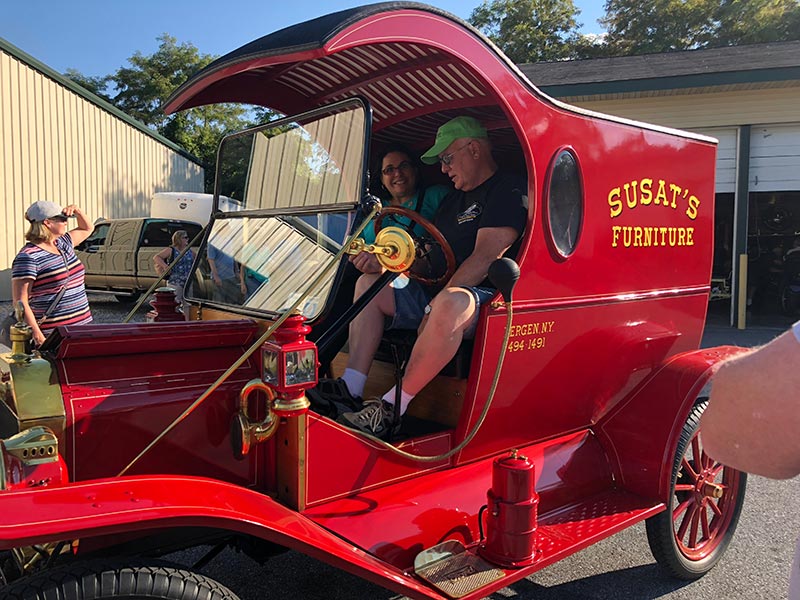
{"left": 11, "top": 278, "right": 46, "bottom": 346}
{"left": 153, "top": 248, "right": 171, "bottom": 276}
{"left": 63, "top": 205, "right": 94, "bottom": 246}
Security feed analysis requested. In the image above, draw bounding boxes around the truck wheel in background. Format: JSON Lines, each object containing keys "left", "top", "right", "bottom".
{"left": 645, "top": 401, "right": 747, "bottom": 579}
{"left": 115, "top": 293, "right": 141, "bottom": 304}
{"left": 2, "top": 560, "right": 240, "bottom": 600}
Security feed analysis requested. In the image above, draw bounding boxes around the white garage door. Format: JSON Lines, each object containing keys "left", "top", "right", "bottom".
{"left": 691, "top": 127, "right": 737, "bottom": 193}
{"left": 750, "top": 124, "right": 800, "bottom": 192}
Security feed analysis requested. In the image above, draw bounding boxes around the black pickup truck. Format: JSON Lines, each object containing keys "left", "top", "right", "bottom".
{"left": 75, "top": 218, "right": 203, "bottom": 302}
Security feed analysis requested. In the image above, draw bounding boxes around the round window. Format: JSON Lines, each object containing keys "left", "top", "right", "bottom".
{"left": 547, "top": 149, "right": 583, "bottom": 257}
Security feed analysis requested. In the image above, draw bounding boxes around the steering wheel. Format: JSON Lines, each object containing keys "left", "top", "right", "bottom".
{"left": 375, "top": 206, "right": 456, "bottom": 286}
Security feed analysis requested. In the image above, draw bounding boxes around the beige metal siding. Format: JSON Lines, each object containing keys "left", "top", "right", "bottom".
{"left": 566, "top": 87, "right": 800, "bottom": 130}
{"left": 0, "top": 47, "right": 204, "bottom": 299}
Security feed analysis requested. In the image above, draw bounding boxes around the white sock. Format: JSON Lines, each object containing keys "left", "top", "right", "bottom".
{"left": 382, "top": 386, "right": 415, "bottom": 414}
{"left": 341, "top": 368, "right": 367, "bottom": 397}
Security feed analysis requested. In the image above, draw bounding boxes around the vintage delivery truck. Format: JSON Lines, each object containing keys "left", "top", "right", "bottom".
{"left": 0, "top": 3, "right": 747, "bottom": 599}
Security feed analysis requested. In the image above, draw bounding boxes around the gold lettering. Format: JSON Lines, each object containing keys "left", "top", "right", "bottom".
{"left": 623, "top": 227, "right": 632, "bottom": 247}
{"left": 678, "top": 228, "right": 686, "bottom": 245}
{"left": 668, "top": 184, "right": 681, "bottom": 209}
{"left": 686, "top": 227, "right": 694, "bottom": 245}
{"left": 624, "top": 183, "right": 636, "bottom": 209}
{"left": 612, "top": 225, "right": 621, "bottom": 247}
{"left": 659, "top": 227, "right": 668, "bottom": 245}
{"left": 686, "top": 195, "right": 700, "bottom": 220}
{"left": 655, "top": 180, "right": 667, "bottom": 205}
{"left": 634, "top": 226, "right": 643, "bottom": 246}
{"left": 668, "top": 227, "right": 677, "bottom": 246}
{"left": 643, "top": 226, "right": 653, "bottom": 246}
{"left": 609, "top": 188, "right": 622, "bottom": 218}
{"left": 640, "top": 178, "right": 653, "bottom": 205}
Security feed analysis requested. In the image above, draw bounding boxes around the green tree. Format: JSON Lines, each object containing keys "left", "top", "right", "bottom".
{"left": 601, "top": 0, "right": 800, "bottom": 56}
{"left": 712, "top": 0, "right": 800, "bottom": 46}
{"left": 67, "top": 35, "right": 253, "bottom": 190}
{"left": 469, "top": 0, "right": 583, "bottom": 62}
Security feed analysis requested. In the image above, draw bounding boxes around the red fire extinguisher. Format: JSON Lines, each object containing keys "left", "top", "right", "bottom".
{"left": 478, "top": 449, "right": 539, "bottom": 568}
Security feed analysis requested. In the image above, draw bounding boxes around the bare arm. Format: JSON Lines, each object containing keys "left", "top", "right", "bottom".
{"left": 153, "top": 248, "right": 171, "bottom": 276}
{"left": 11, "top": 278, "right": 46, "bottom": 346}
{"left": 208, "top": 258, "right": 221, "bottom": 285}
{"left": 63, "top": 205, "right": 93, "bottom": 246}
{"left": 445, "top": 226, "right": 518, "bottom": 289}
{"left": 701, "top": 328, "right": 800, "bottom": 479}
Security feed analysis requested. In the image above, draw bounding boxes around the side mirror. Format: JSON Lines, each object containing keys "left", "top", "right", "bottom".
{"left": 488, "top": 258, "right": 520, "bottom": 303}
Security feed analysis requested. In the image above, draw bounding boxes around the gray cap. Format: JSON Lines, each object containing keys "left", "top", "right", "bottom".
{"left": 25, "top": 200, "right": 65, "bottom": 223}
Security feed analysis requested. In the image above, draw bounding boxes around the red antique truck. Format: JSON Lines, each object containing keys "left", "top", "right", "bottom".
{"left": 0, "top": 3, "right": 746, "bottom": 599}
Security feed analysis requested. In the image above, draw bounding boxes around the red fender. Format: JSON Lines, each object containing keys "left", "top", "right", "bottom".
{"left": 596, "top": 345, "right": 748, "bottom": 501}
{"left": 0, "top": 474, "right": 444, "bottom": 600}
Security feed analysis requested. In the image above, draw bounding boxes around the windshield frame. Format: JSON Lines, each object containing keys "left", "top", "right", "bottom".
{"left": 185, "top": 97, "right": 373, "bottom": 322}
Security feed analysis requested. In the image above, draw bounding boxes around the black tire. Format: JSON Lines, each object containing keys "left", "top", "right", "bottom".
{"left": 115, "top": 293, "right": 141, "bottom": 304}
{"left": 2, "top": 560, "right": 240, "bottom": 600}
{"left": 646, "top": 401, "right": 747, "bottom": 580}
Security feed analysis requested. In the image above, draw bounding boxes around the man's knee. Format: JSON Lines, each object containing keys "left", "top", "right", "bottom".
{"left": 430, "top": 288, "right": 477, "bottom": 329}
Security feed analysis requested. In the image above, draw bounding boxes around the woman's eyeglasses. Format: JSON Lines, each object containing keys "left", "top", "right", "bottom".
{"left": 381, "top": 161, "right": 413, "bottom": 177}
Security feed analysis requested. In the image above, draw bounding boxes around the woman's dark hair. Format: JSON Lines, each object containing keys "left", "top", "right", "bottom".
{"left": 373, "top": 143, "right": 423, "bottom": 199}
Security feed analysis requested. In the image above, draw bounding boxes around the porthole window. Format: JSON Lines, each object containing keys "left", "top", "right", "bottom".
{"left": 547, "top": 149, "right": 583, "bottom": 257}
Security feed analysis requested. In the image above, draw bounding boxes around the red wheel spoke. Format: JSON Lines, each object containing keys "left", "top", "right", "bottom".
{"left": 700, "top": 504, "right": 711, "bottom": 541}
{"left": 709, "top": 462, "right": 725, "bottom": 479}
{"left": 691, "top": 438, "right": 702, "bottom": 468}
{"left": 681, "top": 457, "right": 699, "bottom": 481}
{"left": 708, "top": 499, "right": 723, "bottom": 518}
{"left": 675, "top": 484, "right": 694, "bottom": 492}
{"left": 688, "top": 504, "right": 701, "bottom": 547}
{"left": 677, "top": 502, "right": 697, "bottom": 539}
{"left": 673, "top": 496, "right": 693, "bottom": 523}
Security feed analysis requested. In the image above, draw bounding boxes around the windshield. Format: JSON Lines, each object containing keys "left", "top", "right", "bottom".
{"left": 187, "top": 100, "right": 368, "bottom": 320}
{"left": 215, "top": 100, "right": 367, "bottom": 212}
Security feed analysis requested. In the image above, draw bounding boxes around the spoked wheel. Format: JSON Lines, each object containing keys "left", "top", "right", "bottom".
{"left": 646, "top": 401, "right": 747, "bottom": 580}
{"left": 3, "top": 560, "right": 241, "bottom": 600}
{"left": 375, "top": 206, "right": 456, "bottom": 286}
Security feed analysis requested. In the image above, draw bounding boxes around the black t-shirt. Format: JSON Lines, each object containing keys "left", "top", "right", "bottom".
{"left": 431, "top": 171, "right": 528, "bottom": 288}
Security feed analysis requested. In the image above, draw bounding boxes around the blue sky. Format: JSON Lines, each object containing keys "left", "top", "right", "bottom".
{"left": 2, "top": 0, "right": 604, "bottom": 78}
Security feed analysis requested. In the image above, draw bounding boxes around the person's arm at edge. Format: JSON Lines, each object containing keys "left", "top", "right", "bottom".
{"left": 701, "top": 328, "right": 800, "bottom": 479}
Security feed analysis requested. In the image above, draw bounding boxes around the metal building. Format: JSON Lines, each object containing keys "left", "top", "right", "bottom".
{"left": 523, "top": 41, "right": 800, "bottom": 326}
{"left": 0, "top": 38, "right": 204, "bottom": 299}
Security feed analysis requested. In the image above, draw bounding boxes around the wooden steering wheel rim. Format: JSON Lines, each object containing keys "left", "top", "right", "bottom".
{"left": 375, "top": 206, "right": 456, "bottom": 286}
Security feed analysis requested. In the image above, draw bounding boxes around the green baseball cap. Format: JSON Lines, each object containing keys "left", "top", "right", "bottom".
{"left": 420, "top": 116, "right": 488, "bottom": 165}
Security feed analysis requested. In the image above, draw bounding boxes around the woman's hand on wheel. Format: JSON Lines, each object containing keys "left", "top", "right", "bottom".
{"left": 350, "top": 251, "right": 383, "bottom": 274}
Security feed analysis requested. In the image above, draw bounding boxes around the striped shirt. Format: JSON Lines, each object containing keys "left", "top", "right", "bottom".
{"left": 12, "top": 233, "right": 92, "bottom": 333}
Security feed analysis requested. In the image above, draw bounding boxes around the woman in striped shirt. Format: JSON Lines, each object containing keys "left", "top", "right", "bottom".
{"left": 11, "top": 200, "right": 94, "bottom": 346}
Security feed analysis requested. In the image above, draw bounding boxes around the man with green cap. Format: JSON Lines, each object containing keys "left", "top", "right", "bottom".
{"left": 337, "top": 115, "right": 528, "bottom": 440}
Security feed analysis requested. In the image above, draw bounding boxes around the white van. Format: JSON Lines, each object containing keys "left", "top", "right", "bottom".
{"left": 150, "top": 192, "right": 241, "bottom": 225}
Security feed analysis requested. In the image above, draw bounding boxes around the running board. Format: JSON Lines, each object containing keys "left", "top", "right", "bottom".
{"left": 414, "top": 490, "right": 663, "bottom": 599}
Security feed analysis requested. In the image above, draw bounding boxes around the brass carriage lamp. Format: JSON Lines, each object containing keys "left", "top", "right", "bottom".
{"left": 261, "top": 313, "right": 318, "bottom": 416}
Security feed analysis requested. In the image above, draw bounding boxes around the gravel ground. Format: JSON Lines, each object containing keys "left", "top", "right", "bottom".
{"left": 1, "top": 292, "right": 152, "bottom": 329}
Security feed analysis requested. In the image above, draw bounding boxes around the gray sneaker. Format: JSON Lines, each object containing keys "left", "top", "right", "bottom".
{"left": 338, "top": 398, "right": 401, "bottom": 440}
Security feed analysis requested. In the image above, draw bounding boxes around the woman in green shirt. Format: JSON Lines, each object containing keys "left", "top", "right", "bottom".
{"left": 361, "top": 144, "right": 448, "bottom": 244}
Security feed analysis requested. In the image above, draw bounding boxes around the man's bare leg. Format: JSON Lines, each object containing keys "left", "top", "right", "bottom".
{"left": 399, "top": 287, "right": 477, "bottom": 397}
